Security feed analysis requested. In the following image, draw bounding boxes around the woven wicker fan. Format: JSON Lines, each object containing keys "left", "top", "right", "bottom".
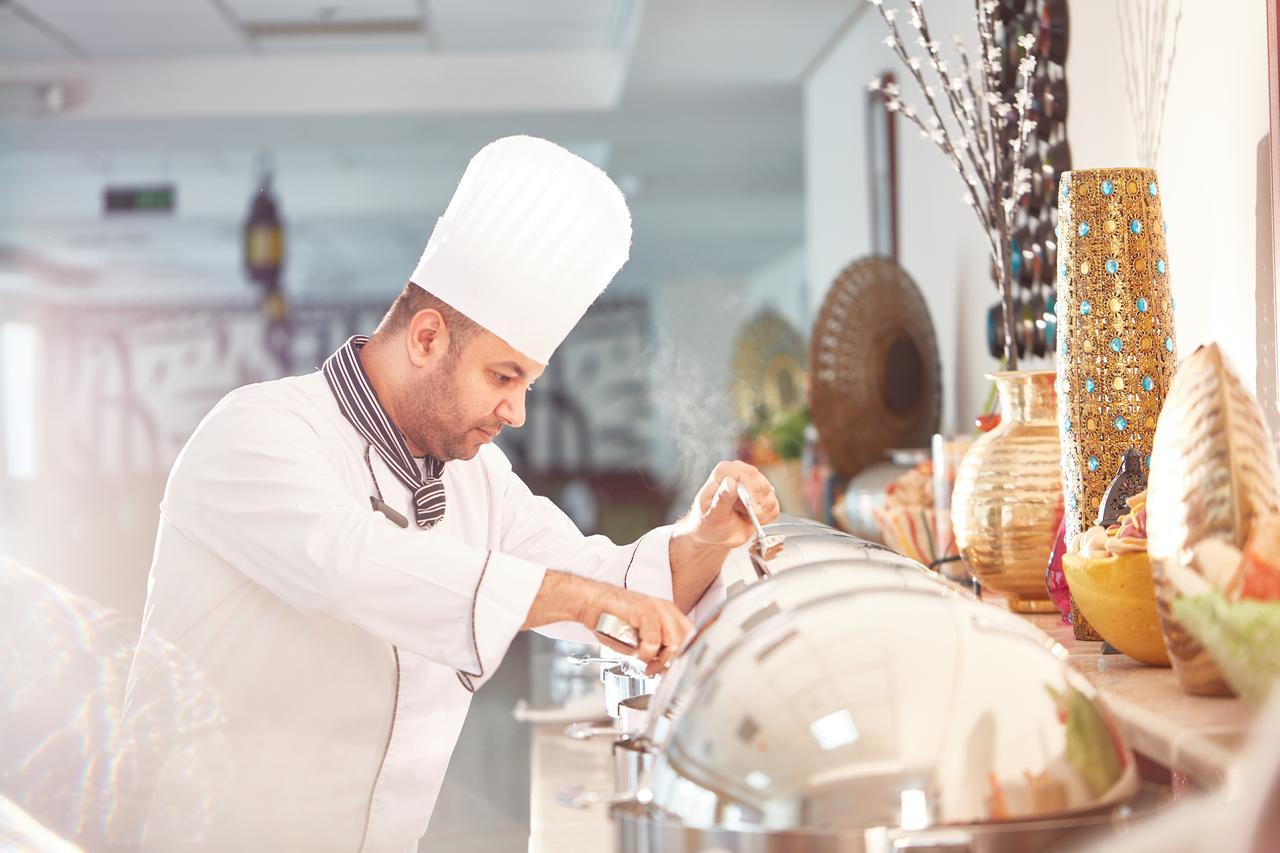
{"left": 809, "top": 256, "right": 941, "bottom": 479}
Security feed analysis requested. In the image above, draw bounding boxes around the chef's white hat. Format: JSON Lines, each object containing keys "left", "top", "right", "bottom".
{"left": 409, "top": 135, "right": 632, "bottom": 364}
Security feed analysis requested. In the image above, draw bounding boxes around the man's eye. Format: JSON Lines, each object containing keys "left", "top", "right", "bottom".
{"left": 494, "top": 372, "right": 512, "bottom": 384}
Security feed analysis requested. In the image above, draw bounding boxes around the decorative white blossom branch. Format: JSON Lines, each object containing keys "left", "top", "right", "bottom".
{"left": 1116, "top": 0, "right": 1182, "bottom": 166}
{"left": 866, "top": 0, "right": 1040, "bottom": 368}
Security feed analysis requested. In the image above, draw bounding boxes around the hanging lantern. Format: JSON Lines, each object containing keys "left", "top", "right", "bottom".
{"left": 243, "top": 172, "right": 284, "bottom": 294}
{"left": 242, "top": 162, "right": 292, "bottom": 372}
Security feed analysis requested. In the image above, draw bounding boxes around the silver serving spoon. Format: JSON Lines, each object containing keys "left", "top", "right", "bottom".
{"left": 736, "top": 484, "right": 784, "bottom": 578}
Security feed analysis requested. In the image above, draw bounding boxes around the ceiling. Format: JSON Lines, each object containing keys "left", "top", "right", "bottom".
{"left": 0, "top": 0, "right": 857, "bottom": 298}
{"left": 0, "top": 0, "right": 640, "bottom": 60}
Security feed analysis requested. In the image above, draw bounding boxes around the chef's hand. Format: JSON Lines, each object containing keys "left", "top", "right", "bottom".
{"left": 522, "top": 571, "right": 693, "bottom": 676}
{"left": 682, "top": 460, "right": 780, "bottom": 550}
{"left": 580, "top": 581, "right": 693, "bottom": 675}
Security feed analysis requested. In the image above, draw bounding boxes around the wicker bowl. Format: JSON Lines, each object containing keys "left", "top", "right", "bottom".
{"left": 1146, "top": 344, "right": 1280, "bottom": 695}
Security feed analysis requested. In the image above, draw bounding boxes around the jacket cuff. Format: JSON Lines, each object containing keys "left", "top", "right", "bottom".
{"left": 456, "top": 550, "right": 546, "bottom": 692}
{"left": 624, "top": 524, "right": 726, "bottom": 622}
{"left": 622, "top": 524, "right": 676, "bottom": 600}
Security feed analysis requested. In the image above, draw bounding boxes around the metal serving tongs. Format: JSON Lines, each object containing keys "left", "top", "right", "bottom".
{"left": 737, "top": 484, "right": 784, "bottom": 579}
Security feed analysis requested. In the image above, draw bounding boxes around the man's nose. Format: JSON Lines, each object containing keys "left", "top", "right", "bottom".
{"left": 496, "top": 392, "right": 526, "bottom": 429}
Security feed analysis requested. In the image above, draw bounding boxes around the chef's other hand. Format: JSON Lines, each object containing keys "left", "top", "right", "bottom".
{"left": 522, "top": 572, "right": 693, "bottom": 676}
{"left": 683, "top": 460, "right": 780, "bottom": 550}
{"left": 581, "top": 581, "right": 693, "bottom": 675}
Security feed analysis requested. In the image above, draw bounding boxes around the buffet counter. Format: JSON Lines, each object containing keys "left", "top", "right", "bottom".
{"left": 1025, "top": 611, "right": 1255, "bottom": 791}
{"left": 528, "top": 606, "right": 1257, "bottom": 850}
{"left": 528, "top": 720, "right": 613, "bottom": 853}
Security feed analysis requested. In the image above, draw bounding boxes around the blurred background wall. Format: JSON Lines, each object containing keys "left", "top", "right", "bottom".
{"left": 0, "top": 1, "right": 853, "bottom": 618}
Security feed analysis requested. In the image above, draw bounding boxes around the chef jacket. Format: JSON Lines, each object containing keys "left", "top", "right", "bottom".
{"left": 122, "top": 369, "right": 721, "bottom": 851}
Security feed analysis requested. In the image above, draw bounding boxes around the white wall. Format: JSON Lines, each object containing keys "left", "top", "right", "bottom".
{"left": 744, "top": 244, "right": 809, "bottom": 332}
{"left": 806, "top": 0, "right": 1274, "bottom": 432}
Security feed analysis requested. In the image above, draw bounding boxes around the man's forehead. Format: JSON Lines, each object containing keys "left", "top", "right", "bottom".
{"left": 472, "top": 329, "right": 546, "bottom": 378}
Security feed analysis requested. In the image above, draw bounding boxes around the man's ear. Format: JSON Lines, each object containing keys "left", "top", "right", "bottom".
{"left": 406, "top": 308, "right": 450, "bottom": 368}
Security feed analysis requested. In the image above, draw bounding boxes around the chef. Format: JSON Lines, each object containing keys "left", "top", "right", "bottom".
{"left": 122, "top": 135, "right": 779, "bottom": 851}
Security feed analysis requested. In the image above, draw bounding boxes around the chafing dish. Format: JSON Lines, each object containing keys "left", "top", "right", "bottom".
{"left": 645, "top": 557, "right": 966, "bottom": 748}
{"left": 570, "top": 555, "right": 964, "bottom": 800}
{"left": 563, "top": 536, "right": 952, "bottom": 803}
{"left": 614, "top": 589, "right": 1142, "bottom": 852}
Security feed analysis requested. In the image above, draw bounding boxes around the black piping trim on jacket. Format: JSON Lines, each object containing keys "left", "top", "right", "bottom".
{"left": 455, "top": 551, "right": 492, "bottom": 693}
{"left": 621, "top": 531, "right": 647, "bottom": 590}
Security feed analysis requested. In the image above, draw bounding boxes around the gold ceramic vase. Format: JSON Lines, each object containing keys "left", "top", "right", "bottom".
{"left": 952, "top": 371, "right": 1063, "bottom": 612}
{"left": 1054, "top": 167, "right": 1177, "bottom": 638}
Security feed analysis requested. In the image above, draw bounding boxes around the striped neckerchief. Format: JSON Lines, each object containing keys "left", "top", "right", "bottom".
{"left": 322, "top": 335, "right": 446, "bottom": 529}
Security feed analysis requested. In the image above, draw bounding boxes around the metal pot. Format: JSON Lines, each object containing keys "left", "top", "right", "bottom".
{"left": 614, "top": 589, "right": 1143, "bottom": 851}
{"left": 565, "top": 692, "right": 654, "bottom": 743}
{"left": 612, "top": 734, "right": 657, "bottom": 793}
{"left": 602, "top": 664, "right": 658, "bottom": 719}
{"left": 617, "top": 693, "right": 651, "bottom": 733}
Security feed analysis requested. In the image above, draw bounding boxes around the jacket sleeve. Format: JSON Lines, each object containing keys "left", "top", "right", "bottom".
{"left": 161, "top": 390, "right": 544, "bottom": 691}
{"left": 494, "top": 455, "right": 725, "bottom": 644}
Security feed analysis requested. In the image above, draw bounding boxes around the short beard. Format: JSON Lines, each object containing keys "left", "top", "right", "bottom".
{"left": 397, "top": 353, "right": 475, "bottom": 462}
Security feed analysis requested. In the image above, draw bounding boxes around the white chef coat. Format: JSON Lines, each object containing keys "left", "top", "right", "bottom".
{"left": 122, "top": 369, "right": 720, "bottom": 852}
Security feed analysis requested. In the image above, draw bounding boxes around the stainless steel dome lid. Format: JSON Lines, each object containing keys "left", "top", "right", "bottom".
{"left": 645, "top": 590, "right": 1137, "bottom": 833}
{"left": 719, "top": 527, "right": 922, "bottom": 592}
{"left": 645, "top": 558, "right": 969, "bottom": 745}
{"left": 769, "top": 513, "right": 842, "bottom": 531}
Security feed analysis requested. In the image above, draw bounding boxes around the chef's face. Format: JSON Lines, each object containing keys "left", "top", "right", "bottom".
{"left": 401, "top": 321, "right": 544, "bottom": 462}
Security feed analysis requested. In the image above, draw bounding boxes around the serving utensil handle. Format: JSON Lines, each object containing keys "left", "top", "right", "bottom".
{"left": 736, "top": 483, "right": 768, "bottom": 541}
{"left": 594, "top": 612, "right": 639, "bottom": 649}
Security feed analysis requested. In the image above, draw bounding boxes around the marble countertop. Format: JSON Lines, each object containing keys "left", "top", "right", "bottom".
{"left": 527, "top": 716, "right": 616, "bottom": 853}
{"left": 1024, "top": 611, "right": 1255, "bottom": 790}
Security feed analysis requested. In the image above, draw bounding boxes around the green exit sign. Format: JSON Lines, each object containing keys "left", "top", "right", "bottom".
{"left": 104, "top": 185, "right": 176, "bottom": 214}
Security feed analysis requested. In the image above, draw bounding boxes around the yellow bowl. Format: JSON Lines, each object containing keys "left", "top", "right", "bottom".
{"left": 1063, "top": 552, "right": 1171, "bottom": 666}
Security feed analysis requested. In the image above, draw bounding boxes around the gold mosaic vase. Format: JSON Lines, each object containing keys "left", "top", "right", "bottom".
{"left": 952, "top": 371, "right": 1063, "bottom": 612}
{"left": 1054, "top": 168, "right": 1177, "bottom": 638}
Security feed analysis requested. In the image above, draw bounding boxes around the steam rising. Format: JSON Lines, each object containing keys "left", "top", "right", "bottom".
{"left": 646, "top": 336, "right": 742, "bottom": 513}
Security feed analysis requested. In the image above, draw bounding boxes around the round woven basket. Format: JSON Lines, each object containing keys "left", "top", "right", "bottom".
{"left": 809, "top": 257, "right": 941, "bottom": 479}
